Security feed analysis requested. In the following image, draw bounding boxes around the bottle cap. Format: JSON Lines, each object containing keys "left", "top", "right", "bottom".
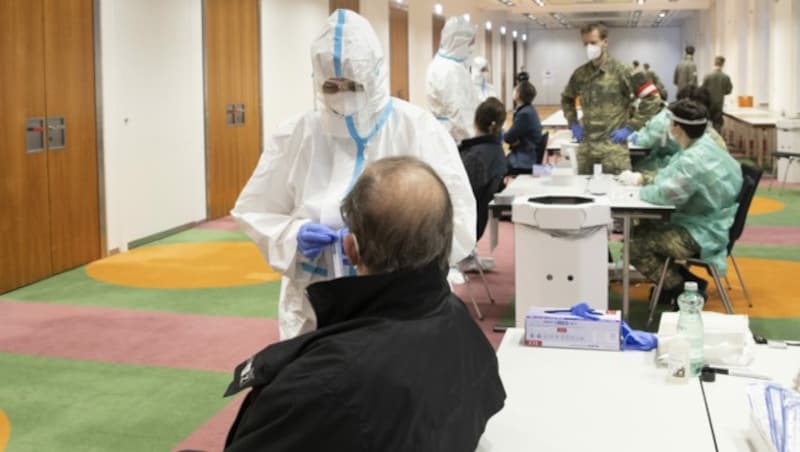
{"left": 684, "top": 281, "right": 698, "bottom": 291}
{"left": 701, "top": 366, "right": 716, "bottom": 382}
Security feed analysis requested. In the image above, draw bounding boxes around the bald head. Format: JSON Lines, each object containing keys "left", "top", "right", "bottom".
{"left": 341, "top": 156, "right": 453, "bottom": 274}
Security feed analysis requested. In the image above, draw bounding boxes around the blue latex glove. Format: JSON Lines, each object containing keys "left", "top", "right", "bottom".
{"left": 620, "top": 322, "right": 658, "bottom": 351}
{"left": 570, "top": 123, "right": 584, "bottom": 142}
{"left": 297, "top": 223, "right": 338, "bottom": 259}
{"left": 630, "top": 133, "right": 639, "bottom": 145}
{"left": 568, "top": 302, "right": 602, "bottom": 320}
{"left": 609, "top": 127, "right": 634, "bottom": 144}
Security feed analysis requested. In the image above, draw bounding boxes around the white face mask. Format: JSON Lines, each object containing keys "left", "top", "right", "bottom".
{"left": 586, "top": 43, "right": 603, "bottom": 61}
{"left": 322, "top": 91, "right": 368, "bottom": 117}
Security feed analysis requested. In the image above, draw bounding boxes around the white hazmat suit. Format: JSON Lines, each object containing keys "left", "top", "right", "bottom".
{"left": 426, "top": 16, "right": 480, "bottom": 144}
{"left": 471, "top": 56, "right": 497, "bottom": 102}
{"left": 232, "top": 9, "right": 477, "bottom": 340}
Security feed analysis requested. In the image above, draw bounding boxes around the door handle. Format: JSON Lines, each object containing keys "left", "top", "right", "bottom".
{"left": 25, "top": 117, "right": 46, "bottom": 154}
{"left": 47, "top": 116, "right": 66, "bottom": 150}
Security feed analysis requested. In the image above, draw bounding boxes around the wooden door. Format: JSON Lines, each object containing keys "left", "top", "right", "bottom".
{"left": 205, "top": 0, "right": 262, "bottom": 219}
{"left": 512, "top": 39, "right": 518, "bottom": 86}
{"left": 389, "top": 3, "right": 409, "bottom": 100}
{"left": 330, "top": 0, "right": 359, "bottom": 13}
{"left": 43, "top": 0, "right": 101, "bottom": 273}
{"left": 0, "top": 0, "right": 52, "bottom": 292}
{"left": 432, "top": 14, "right": 445, "bottom": 56}
{"left": 485, "top": 29, "right": 493, "bottom": 83}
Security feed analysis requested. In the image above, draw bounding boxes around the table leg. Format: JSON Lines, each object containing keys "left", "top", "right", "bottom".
{"left": 623, "top": 214, "right": 632, "bottom": 322}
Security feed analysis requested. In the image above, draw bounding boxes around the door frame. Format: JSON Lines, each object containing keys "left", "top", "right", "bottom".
{"left": 93, "top": 0, "right": 108, "bottom": 256}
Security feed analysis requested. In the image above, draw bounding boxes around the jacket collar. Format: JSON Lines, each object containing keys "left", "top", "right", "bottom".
{"left": 460, "top": 134, "right": 502, "bottom": 151}
{"left": 514, "top": 103, "right": 531, "bottom": 115}
{"left": 308, "top": 261, "right": 451, "bottom": 328}
{"left": 224, "top": 262, "right": 451, "bottom": 397}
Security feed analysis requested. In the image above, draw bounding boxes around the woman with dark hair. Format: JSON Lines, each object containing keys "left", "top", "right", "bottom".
{"left": 625, "top": 99, "right": 742, "bottom": 303}
{"left": 458, "top": 97, "right": 507, "bottom": 240}
{"left": 504, "top": 81, "right": 544, "bottom": 171}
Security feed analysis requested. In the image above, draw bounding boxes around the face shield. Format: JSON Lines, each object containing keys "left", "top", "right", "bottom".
{"left": 321, "top": 77, "right": 368, "bottom": 117}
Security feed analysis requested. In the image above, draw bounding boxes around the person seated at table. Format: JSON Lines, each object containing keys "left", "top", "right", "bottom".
{"left": 625, "top": 99, "right": 742, "bottom": 303}
{"left": 223, "top": 156, "right": 506, "bottom": 452}
{"left": 630, "top": 86, "right": 728, "bottom": 183}
{"left": 459, "top": 97, "right": 508, "bottom": 240}
{"left": 505, "top": 81, "right": 544, "bottom": 172}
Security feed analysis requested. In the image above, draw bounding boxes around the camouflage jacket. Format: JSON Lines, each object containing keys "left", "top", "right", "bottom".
{"left": 674, "top": 56, "right": 698, "bottom": 91}
{"left": 702, "top": 69, "right": 733, "bottom": 111}
{"left": 561, "top": 57, "right": 650, "bottom": 143}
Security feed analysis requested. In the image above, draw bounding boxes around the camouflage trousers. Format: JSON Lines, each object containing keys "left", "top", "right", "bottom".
{"left": 629, "top": 220, "right": 701, "bottom": 289}
{"left": 577, "top": 140, "right": 632, "bottom": 175}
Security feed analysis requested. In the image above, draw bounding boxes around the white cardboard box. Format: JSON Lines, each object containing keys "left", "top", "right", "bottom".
{"left": 524, "top": 307, "right": 621, "bottom": 351}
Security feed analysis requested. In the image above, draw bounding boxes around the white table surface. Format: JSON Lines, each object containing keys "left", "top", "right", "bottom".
{"left": 477, "top": 329, "right": 717, "bottom": 452}
{"left": 496, "top": 175, "right": 672, "bottom": 213}
{"left": 723, "top": 107, "right": 782, "bottom": 127}
{"left": 702, "top": 345, "right": 800, "bottom": 452}
{"left": 542, "top": 109, "right": 581, "bottom": 128}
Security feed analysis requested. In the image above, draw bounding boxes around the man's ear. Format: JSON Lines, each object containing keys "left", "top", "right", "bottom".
{"left": 343, "top": 233, "right": 360, "bottom": 267}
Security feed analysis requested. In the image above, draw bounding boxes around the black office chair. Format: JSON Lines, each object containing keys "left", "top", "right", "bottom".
{"left": 536, "top": 131, "right": 550, "bottom": 165}
{"left": 456, "top": 155, "right": 499, "bottom": 319}
{"left": 646, "top": 164, "right": 762, "bottom": 326}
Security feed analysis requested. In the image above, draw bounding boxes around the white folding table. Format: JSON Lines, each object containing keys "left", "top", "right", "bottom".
{"left": 477, "top": 329, "right": 717, "bottom": 452}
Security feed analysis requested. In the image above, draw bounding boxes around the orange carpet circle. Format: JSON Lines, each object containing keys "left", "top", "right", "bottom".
{"left": 626, "top": 257, "right": 800, "bottom": 319}
{"left": 0, "top": 409, "right": 9, "bottom": 452}
{"left": 748, "top": 196, "right": 784, "bottom": 216}
{"left": 86, "top": 242, "right": 281, "bottom": 289}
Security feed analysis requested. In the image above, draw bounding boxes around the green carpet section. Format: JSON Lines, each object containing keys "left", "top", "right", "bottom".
{"left": 733, "top": 245, "right": 800, "bottom": 262}
{"left": 748, "top": 188, "right": 800, "bottom": 226}
{"left": 145, "top": 228, "right": 250, "bottom": 247}
{"left": 0, "top": 353, "right": 230, "bottom": 452}
{"left": 3, "top": 266, "right": 279, "bottom": 318}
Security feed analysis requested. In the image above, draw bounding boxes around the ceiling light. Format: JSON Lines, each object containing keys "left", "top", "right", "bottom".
{"left": 433, "top": 3, "right": 443, "bottom": 15}
{"left": 500, "top": 25, "right": 507, "bottom": 35}
{"left": 658, "top": 10, "right": 667, "bottom": 18}
{"left": 637, "top": 0, "right": 645, "bottom": 5}
{"left": 512, "top": 30, "right": 518, "bottom": 38}
{"left": 485, "top": 21, "right": 492, "bottom": 31}
{"left": 533, "top": 0, "right": 545, "bottom": 6}
{"left": 522, "top": 33, "right": 527, "bottom": 41}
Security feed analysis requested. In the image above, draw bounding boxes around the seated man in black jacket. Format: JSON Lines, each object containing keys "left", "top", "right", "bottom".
{"left": 223, "top": 156, "right": 506, "bottom": 452}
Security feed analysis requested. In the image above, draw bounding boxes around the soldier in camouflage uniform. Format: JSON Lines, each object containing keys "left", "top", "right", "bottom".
{"left": 562, "top": 23, "right": 659, "bottom": 175}
{"left": 702, "top": 56, "right": 733, "bottom": 131}
{"left": 627, "top": 100, "right": 742, "bottom": 303}
{"left": 674, "top": 46, "right": 698, "bottom": 92}
{"left": 644, "top": 63, "right": 668, "bottom": 100}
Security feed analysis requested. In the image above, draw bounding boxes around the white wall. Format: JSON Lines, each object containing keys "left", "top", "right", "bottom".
{"left": 408, "top": 0, "right": 435, "bottom": 106}
{"left": 260, "top": 0, "right": 328, "bottom": 137}
{"left": 526, "top": 27, "right": 683, "bottom": 106}
{"left": 99, "top": 0, "right": 206, "bottom": 252}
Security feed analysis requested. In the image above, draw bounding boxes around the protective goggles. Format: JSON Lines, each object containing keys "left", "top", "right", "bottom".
{"left": 321, "top": 78, "right": 365, "bottom": 94}
{"left": 668, "top": 110, "right": 708, "bottom": 125}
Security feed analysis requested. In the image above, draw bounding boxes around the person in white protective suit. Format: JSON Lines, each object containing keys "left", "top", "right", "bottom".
{"left": 426, "top": 16, "right": 480, "bottom": 144}
{"left": 471, "top": 56, "right": 497, "bottom": 102}
{"left": 231, "top": 9, "right": 477, "bottom": 340}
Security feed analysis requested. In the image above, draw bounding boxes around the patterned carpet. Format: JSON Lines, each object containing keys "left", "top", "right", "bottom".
{"left": 0, "top": 186, "right": 798, "bottom": 451}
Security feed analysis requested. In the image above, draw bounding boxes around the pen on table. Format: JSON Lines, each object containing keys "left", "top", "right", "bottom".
{"left": 702, "top": 366, "right": 772, "bottom": 381}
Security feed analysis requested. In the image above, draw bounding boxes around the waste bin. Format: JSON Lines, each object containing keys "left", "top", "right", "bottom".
{"left": 776, "top": 119, "right": 800, "bottom": 183}
{"left": 512, "top": 195, "right": 612, "bottom": 327}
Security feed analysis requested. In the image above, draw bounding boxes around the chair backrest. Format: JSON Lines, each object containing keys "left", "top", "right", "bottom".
{"left": 728, "top": 163, "right": 763, "bottom": 253}
{"left": 536, "top": 131, "right": 550, "bottom": 164}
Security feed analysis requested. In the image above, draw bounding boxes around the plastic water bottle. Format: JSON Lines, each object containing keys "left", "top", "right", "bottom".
{"left": 676, "top": 281, "right": 705, "bottom": 377}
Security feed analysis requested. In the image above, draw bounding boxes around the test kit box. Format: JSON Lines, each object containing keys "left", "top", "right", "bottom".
{"left": 524, "top": 307, "right": 621, "bottom": 351}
